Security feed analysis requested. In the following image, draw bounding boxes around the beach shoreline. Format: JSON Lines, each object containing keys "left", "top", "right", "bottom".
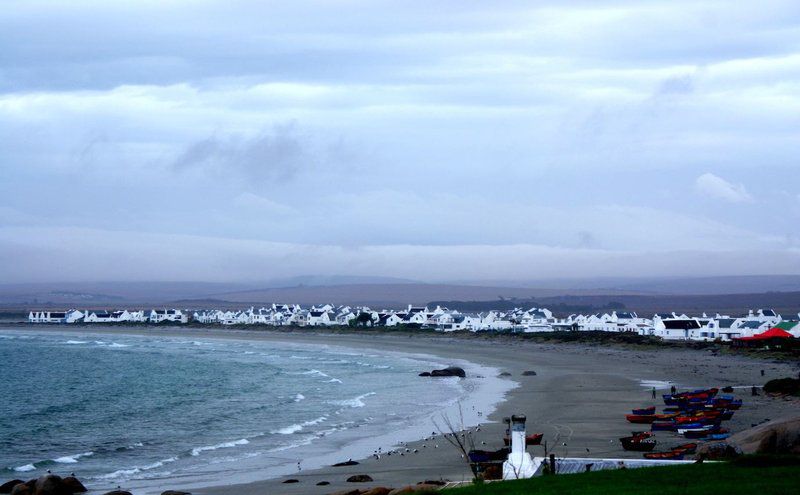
{"left": 4, "top": 326, "right": 800, "bottom": 495}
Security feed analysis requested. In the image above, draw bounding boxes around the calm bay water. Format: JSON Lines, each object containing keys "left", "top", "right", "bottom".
{"left": 0, "top": 329, "right": 483, "bottom": 492}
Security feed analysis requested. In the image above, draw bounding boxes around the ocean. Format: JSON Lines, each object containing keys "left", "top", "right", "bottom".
{"left": 0, "top": 329, "right": 504, "bottom": 493}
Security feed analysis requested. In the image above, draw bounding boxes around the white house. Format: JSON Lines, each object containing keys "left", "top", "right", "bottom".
{"left": 149, "top": 309, "right": 189, "bottom": 324}
{"left": 28, "top": 309, "right": 82, "bottom": 323}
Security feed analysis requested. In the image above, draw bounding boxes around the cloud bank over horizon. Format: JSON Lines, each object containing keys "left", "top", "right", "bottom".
{"left": 1, "top": 1, "right": 799, "bottom": 283}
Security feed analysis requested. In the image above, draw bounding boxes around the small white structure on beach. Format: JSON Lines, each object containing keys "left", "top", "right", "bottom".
{"left": 503, "top": 415, "right": 536, "bottom": 480}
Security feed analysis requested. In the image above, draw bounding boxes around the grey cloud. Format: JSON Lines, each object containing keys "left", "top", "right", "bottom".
{"left": 173, "top": 126, "right": 309, "bottom": 183}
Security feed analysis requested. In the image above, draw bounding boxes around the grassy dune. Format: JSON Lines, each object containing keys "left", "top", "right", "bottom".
{"left": 446, "top": 461, "right": 800, "bottom": 495}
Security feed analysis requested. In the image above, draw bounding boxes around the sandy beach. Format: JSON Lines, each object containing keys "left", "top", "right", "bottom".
{"left": 10, "top": 326, "right": 800, "bottom": 495}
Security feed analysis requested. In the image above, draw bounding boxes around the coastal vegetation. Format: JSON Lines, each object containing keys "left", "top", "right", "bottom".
{"left": 445, "top": 459, "right": 800, "bottom": 495}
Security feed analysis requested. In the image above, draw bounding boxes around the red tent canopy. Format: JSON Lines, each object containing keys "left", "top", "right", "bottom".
{"left": 735, "top": 327, "right": 795, "bottom": 341}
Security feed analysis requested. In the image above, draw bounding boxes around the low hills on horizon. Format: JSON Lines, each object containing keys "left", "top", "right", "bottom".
{"left": 1, "top": 275, "right": 799, "bottom": 316}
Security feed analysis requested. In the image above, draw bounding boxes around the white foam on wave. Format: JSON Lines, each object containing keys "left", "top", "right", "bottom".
{"left": 65, "top": 340, "right": 88, "bottom": 345}
{"left": 14, "top": 464, "right": 36, "bottom": 472}
{"left": 97, "top": 456, "right": 179, "bottom": 480}
{"left": 54, "top": 451, "right": 93, "bottom": 463}
{"left": 327, "top": 378, "right": 343, "bottom": 383}
{"left": 330, "top": 392, "right": 376, "bottom": 408}
{"left": 300, "top": 369, "right": 329, "bottom": 378}
{"left": 294, "top": 393, "right": 305, "bottom": 402}
{"left": 272, "top": 416, "right": 327, "bottom": 435}
{"left": 190, "top": 438, "right": 249, "bottom": 457}
{"left": 107, "top": 343, "right": 130, "bottom": 348}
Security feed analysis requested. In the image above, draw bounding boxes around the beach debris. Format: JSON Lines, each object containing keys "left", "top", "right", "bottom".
{"left": 521, "top": 370, "right": 537, "bottom": 376}
{"left": 346, "top": 474, "right": 374, "bottom": 483}
{"left": 332, "top": 459, "right": 359, "bottom": 467}
{"left": 282, "top": 479, "right": 300, "bottom": 484}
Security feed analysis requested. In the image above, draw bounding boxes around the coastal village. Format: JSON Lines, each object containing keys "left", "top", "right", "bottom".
{"left": 27, "top": 305, "right": 800, "bottom": 342}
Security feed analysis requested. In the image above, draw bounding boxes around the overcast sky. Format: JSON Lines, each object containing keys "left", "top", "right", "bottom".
{"left": 1, "top": 0, "right": 799, "bottom": 283}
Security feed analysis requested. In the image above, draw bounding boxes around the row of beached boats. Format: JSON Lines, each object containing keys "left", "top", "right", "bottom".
{"left": 620, "top": 387, "right": 742, "bottom": 459}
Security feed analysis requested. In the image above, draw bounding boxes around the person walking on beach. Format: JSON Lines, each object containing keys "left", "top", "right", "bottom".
{"left": 651, "top": 387, "right": 656, "bottom": 399}
{"left": 670, "top": 385, "right": 676, "bottom": 395}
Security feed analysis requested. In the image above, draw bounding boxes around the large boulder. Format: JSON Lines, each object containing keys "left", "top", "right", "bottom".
{"left": 428, "top": 367, "right": 465, "bottom": 378}
{"left": 61, "top": 478, "right": 86, "bottom": 494}
{"left": 1, "top": 481, "right": 24, "bottom": 494}
{"left": 34, "top": 475, "right": 69, "bottom": 495}
{"left": 346, "top": 475, "right": 373, "bottom": 483}
{"left": 10, "top": 483, "right": 32, "bottom": 495}
{"left": 728, "top": 416, "right": 800, "bottom": 454}
{"left": 362, "top": 488, "right": 392, "bottom": 495}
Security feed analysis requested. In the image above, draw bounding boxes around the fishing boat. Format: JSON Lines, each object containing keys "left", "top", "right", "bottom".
{"left": 651, "top": 421, "right": 677, "bottom": 431}
{"left": 643, "top": 451, "right": 685, "bottom": 460}
{"left": 468, "top": 448, "right": 509, "bottom": 463}
{"left": 670, "top": 442, "right": 698, "bottom": 454}
{"left": 706, "top": 432, "right": 730, "bottom": 441}
{"left": 620, "top": 432, "right": 657, "bottom": 452}
{"left": 631, "top": 406, "right": 656, "bottom": 415}
{"left": 626, "top": 414, "right": 656, "bottom": 424}
{"left": 663, "top": 388, "right": 719, "bottom": 405}
{"left": 503, "top": 433, "right": 543, "bottom": 447}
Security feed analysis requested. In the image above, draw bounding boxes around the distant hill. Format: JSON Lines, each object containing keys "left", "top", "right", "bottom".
{"left": 208, "top": 283, "right": 640, "bottom": 308}
{"left": 432, "top": 292, "right": 800, "bottom": 317}
{"left": 452, "top": 275, "right": 800, "bottom": 295}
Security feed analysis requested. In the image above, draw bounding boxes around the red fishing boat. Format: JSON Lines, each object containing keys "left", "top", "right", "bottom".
{"left": 643, "top": 451, "right": 685, "bottom": 460}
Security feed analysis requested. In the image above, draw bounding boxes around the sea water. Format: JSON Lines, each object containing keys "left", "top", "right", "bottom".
{"left": 0, "top": 330, "right": 505, "bottom": 493}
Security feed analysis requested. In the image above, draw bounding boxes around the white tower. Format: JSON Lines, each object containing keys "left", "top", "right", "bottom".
{"left": 502, "top": 415, "right": 536, "bottom": 479}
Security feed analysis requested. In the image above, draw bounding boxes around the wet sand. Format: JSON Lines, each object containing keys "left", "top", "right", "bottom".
{"left": 11, "top": 327, "right": 800, "bottom": 494}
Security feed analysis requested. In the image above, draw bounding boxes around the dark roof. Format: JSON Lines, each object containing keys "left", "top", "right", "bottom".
{"left": 762, "top": 309, "right": 776, "bottom": 317}
{"left": 717, "top": 318, "right": 736, "bottom": 328}
{"left": 663, "top": 319, "right": 701, "bottom": 330}
{"left": 740, "top": 321, "right": 765, "bottom": 329}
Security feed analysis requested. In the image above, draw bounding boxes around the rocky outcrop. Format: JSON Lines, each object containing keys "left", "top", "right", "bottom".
{"left": 346, "top": 475, "right": 374, "bottom": 483}
{"left": 332, "top": 460, "right": 359, "bottom": 467}
{"left": 698, "top": 416, "right": 800, "bottom": 458}
{"left": 3, "top": 475, "right": 88, "bottom": 495}
{"left": 423, "top": 367, "right": 465, "bottom": 378}
{"left": 34, "top": 475, "right": 71, "bottom": 495}
{"left": 729, "top": 416, "right": 800, "bottom": 454}
{"left": 61, "top": 478, "right": 86, "bottom": 494}
{"left": 0, "top": 481, "right": 24, "bottom": 494}
{"left": 102, "top": 490, "right": 133, "bottom": 495}
{"left": 161, "top": 491, "right": 190, "bottom": 495}
{"left": 361, "top": 488, "right": 392, "bottom": 495}
{"left": 281, "top": 479, "right": 299, "bottom": 484}
{"left": 316, "top": 481, "right": 330, "bottom": 486}
{"left": 9, "top": 483, "right": 32, "bottom": 495}
{"left": 521, "top": 370, "right": 537, "bottom": 376}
